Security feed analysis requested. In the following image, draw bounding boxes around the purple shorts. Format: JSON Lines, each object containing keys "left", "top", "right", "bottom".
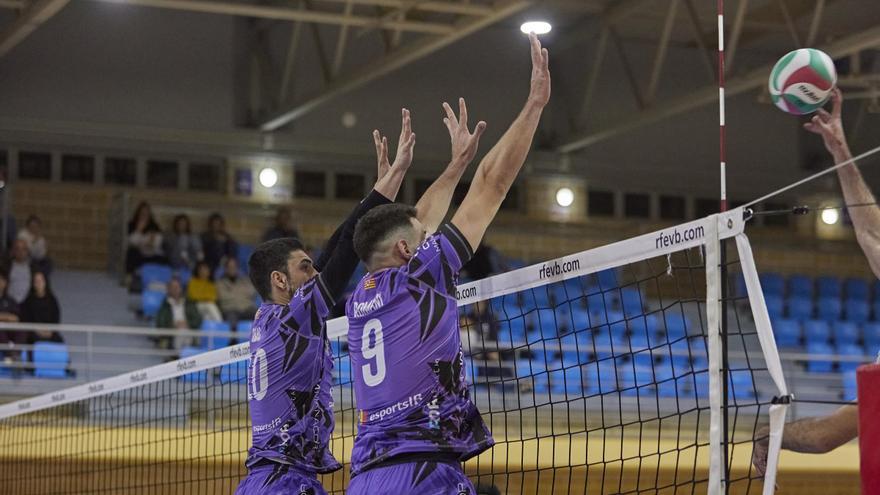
{"left": 235, "top": 462, "right": 326, "bottom": 495}
{"left": 348, "top": 460, "right": 475, "bottom": 495}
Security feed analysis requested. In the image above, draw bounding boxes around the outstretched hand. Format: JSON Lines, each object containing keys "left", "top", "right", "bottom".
{"left": 804, "top": 88, "right": 850, "bottom": 160}
{"left": 751, "top": 426, "right": 770, "bottom": 477}
{"left": 443, "top": 97, "right": 487, "bottom": 165}
{"left": 374, "top": 108, "right": 416, "bottom": 181}
{"left": 527, "top": 32, "right": 551, "bottom": 107}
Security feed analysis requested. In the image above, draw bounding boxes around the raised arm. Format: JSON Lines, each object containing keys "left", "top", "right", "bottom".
{"left": 414, "top": 98, "right": 486, "bottom": 233}
{"left": 806, "top": 89, "right": 880, "bottom": 278}
{"left": 314, "top": 109, "right": 415, "bottom": 272}
{"left": 751, "top": 404, "right": 859, "bottom": 476}
{"left": 450, "top": 33, "right": 551, "bottom": 251}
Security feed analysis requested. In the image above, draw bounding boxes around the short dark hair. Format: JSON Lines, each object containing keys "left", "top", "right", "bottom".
{"left": 248, "top": 238, "right": 306, "bottom": 299}
{"left": 353, "top": 204, "right": 418, "bottom": 264}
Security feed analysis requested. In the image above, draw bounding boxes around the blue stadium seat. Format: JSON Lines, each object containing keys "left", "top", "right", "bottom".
{"left": 865, "top": 323, "right": 880, "bottom": 356}
{"left": 788, "top": 274, "right": 813, "bottom": 298}
{"left": 668, "top": 340, "right": 693, "bottom": 376}
{"left": 179, "top": 347, "right": 206, "bottom": 382}
{"left": 236, "top": 320, "right": 253, "bottom": 339}
{"left": 551, "top": 367, "right": 585, "bottom": 396}
{"left": 836, "top": 343, "right": 864, "bottom": 373}
{"left": 32, "top": 342, "right": 69, "bottom": 379}
{"left": 329, "top": 339, "right": 344, "bottom": 359}
{"left": 621, "top": 289, "right": 643, "bottom": 318}
{"left": 628, "top": 330, "right": 649, "bottom": 353}
{"left": 515, "top": 359, "right": 537, "bottom": 378}
{"left": 772, "top": 319, "right": 801, "bottom": 348}
{"left": 219, "top": 360, "right": 248, "bottom": 383}
{"left": 787, "top": 297, "right": 813, "bottom": 321}
{"left": 733, "top": 272, "right": 747, "bottom": 298}
{"left": 759, "top": 273, "right": 785, "bottom": 297}
{"left": 817, "top": 297, "right": 842, "bottom": 322}
{"left": 729, "top": 370, "right": 755, "bottom": 400}
{"left": 175, "top": 269, "right": 191, "bottom": 288}
{"left": 803, "top": 320, "right": 830, "bottom": 344}
{"left": 597, "top": 269, "right": 618, "bottom": 290}
{"left": 663, "top": 312, "right": 688, "bottom": 342}
{"left": 693, "top": 371, "right": 710, "bottom": 399}
{"left": 560, "top": 334, "right": 584, "bottom": 367}
{"left": 834, "top": 322, "right": 860, "bottom": 346}
{"left": 603, "top": 291, "right": 621, "bottom": 312}
{"left": 141, "top": 290, "right": 165, "bottom": 318}
{"left": 335, "top": 358, "right": 352, "bottom": 385}
{"left": 765, "top": 296, "right": 784, "bottom": 320}
{"left": 595, "top": 361, "right": 619, "bottom": 394}
{"left": 806, "top": 342, "right": 834, "bottom": 373}
{"left": 200, "top": 320, "right": 231, "bottom": 349}
{"left": 845, "top": 299, "right": 870, "bottom": 324}
{"left": 532, "top": 370, "right": 551, "bottom": 394}
{"left": 141, "top": 263, "right": 173, "bottom": 289}
{"left": 845, "top": 278, "right": 870, "bottom": 301}
{"left": 843, "top": 372, "right": 859, "bottom": 401}
{"left": 817, "top": 276, "right": 842, "bottom": 299}
{"left": 632, "top": 349, "right": 655, "bottom": 369}
{"left": 591, "top": 328, "right": 613, "bottom": 360}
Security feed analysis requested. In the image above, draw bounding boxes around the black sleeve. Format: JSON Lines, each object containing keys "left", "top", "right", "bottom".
{"left": 315, "top": 189, "right": 392, "bottom": 300}
{"left": 313, "top": 189, "right": 392, "bottom": 272}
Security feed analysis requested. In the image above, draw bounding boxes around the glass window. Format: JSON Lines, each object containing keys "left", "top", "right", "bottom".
{"left": 659, "top": 195, "right": 686, "bottom": 220}
{"left": 19, "top": 151, "right": 51, "bottom": 180}
{"left": 61, "top": 154, "right": 95, "bottom": 183}
{"left": 624, "top": 193, "right": 650, "bottom": 218}
{"left": 189, "top": 162, "right": 222, "bottom": 192}
{"left": 146, "top": 160, "right": 179, "bottom": 189}
{"left": 105, "top": 157, "right": 137, "bottom": 186}
{"left": 588, "top": 189, "right": 615, "bottom": 216}
{"left": 335, "top": 173, "right": 365, "bottom": 200}
{"left": 295, "top": 170, "right": 326, "bottom": 198}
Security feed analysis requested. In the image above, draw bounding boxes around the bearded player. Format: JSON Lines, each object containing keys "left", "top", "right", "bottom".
{"left": 344, "top": 33, "right": 550, "bottom": 493}
{"left": 235, "top": 110, "right": 415, "bottom": 495}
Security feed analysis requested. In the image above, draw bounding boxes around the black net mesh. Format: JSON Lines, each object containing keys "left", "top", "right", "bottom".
{"left": 0, "top": 240, "right": 776, "bottom": 494}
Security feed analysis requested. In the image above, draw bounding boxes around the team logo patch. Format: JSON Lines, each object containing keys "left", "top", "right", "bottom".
{"left": 363, "top": 278, "right": 376, "bottom": 289}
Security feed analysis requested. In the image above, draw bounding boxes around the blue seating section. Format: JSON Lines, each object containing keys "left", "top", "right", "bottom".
{"left": 200, "top": 320, "right": 231, "bottom": 350}
{"left": 141, "top": 290, "right": 165, "bottom": 318}
{"left": 32, "top": 342, "right": 69, "bottom": 379}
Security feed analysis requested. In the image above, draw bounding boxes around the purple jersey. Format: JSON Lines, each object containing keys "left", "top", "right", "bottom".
{"left": 244, "top": 276, "right": 341, "bottom": 474}
{"left": 345, "top": 223, "right": 494, "bottom": 476}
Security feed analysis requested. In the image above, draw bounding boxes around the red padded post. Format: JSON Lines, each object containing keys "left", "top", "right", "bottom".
{"left": 859, "top": 363, "right": 880, "bottom": 495}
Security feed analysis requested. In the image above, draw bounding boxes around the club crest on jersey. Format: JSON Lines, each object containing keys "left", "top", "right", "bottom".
{"left": 363, "top": 278, "right": 376, "bottom": 290}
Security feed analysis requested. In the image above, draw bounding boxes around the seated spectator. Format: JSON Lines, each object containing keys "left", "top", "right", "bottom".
{"left": 0, "top": 271, "right": 22, "bottom": 362}
{"left": 156, "top": 277, "right": 201, "bottom": 352}
{"left": 187, "top": 261, "right": 223, "bottom": 322}
{"left": 126, "top": 202, "right": 167, "bottom": 276}
{"left": 20, "top": 272, "right": 64, "bottom": 366}
{"left": 165, "top": 214, "right": 203, "bottom": 272}
{"left": 17, "top": 215, "right": 51, "bottom": 275}
{"left": 262, "top": 206, "right": 300, "bottom": 241}
{"left": 216, "top": 257, "right": 257, "bottom": 332}
{"left": 201, "top": 213, "right": 237, "bottom": 272}
{"left": 6, "top": 239, "right": 31, "bottom": 304}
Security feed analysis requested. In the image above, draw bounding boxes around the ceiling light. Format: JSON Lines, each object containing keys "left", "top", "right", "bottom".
{"left": 520, "top": 21, "right": 552, "bottom": 35}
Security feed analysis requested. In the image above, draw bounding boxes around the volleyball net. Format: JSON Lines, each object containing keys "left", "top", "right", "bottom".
{"left": 0, "top": 208, "right": 787, "bottom": 495}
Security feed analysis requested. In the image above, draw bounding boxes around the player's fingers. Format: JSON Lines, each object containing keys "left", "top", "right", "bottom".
{"left": 816, "top": 108, "right": 832, "bottom": 123}
{"left": 542, "top": 47, "right": 550, "bottom": 72}
{"left": 473, "top": 121, "right": 487, "bottom": 140}
{"left": 529, "top": 32, "right": 541, "bottom": 67}
{"left": 443, "top": 117, "right": 454, "bottom": 135}
{"left": 459, "top": 98, "right": 468, "bottom": 128}
{"left": 832, "top": 87, "right": 843, "bottom": 118}
{"left": 442, "top": 102, "right": 457, "bottom": 124}
{"left": 373, "top": 130, "right": 382, "bottom": 153}
{"left": 400, "top": 108, "right": 411, "bottom": 141}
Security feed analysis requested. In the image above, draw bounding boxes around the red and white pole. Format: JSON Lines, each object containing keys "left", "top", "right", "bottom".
{"left": 718, "top": 0, "right": 728, "bottom": 213}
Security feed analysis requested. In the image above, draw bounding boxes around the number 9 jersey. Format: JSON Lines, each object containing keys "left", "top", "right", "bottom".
{"left": 345, "top": 223, "right": 494, "bottom": 476}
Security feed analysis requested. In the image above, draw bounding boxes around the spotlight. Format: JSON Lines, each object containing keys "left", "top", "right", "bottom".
{"left": 555, "top": 187, "right": 574, "bottom": 207}
{"left": 259, "top": 168, "right": 278, "bottom": 188}
{"left": 821, "top": 208, "right": 839, "bottom": 225}
{"left": 520, "top": 21, "right": 552, "bottom": 35}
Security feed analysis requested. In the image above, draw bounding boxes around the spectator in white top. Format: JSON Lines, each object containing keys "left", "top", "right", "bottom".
{"left": 6, "top": 239, "right": 31, "bottom": 304}
{"left": 17, "top": 215, "right": 51, "bottom": 275}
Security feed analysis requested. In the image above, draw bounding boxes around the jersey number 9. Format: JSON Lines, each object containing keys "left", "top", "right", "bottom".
{"left": 361, "top": 318, "right": 386, "bottom": 386}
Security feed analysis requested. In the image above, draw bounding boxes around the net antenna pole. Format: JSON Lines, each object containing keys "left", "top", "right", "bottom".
{"left": 717, "top": 1, "right": 732, "bottom": 494}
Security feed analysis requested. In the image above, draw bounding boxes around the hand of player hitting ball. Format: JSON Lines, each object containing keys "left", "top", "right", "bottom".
{"left": 527, "top": 32, "right": 551, "bottom": 107}
{"left": 442, "top": 98, "right": 487, "bottom": 164}
{"left": 373, "top": 108, "right": 416, "bottom": 180}
{"left": 803, "top": 88, "right": 850, "bottom": 162}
